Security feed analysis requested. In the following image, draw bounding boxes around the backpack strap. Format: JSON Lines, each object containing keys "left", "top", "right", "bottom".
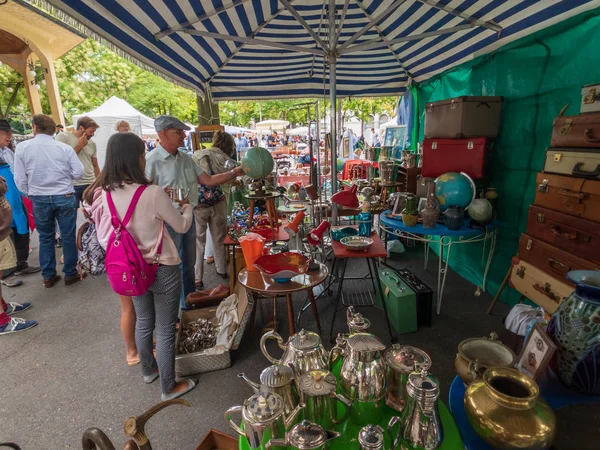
{"left": 106, "top": 185, "right": 147, "bottom": 231}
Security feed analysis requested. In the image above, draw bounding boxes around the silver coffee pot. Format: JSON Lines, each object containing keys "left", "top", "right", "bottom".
{"left": 238, "top": 364, "right": 299, "bottom": 416}
{"left": 225, "top": 391, "right": 304, "bottom": 449}
{"left": 261, "top": 329, "right": 329, "bottom": 375}
{"left": 294, "top": 367, "right": 352, "bottom": 429}
{"left": 385, "top": 344, "right": 432, "bottom": 412}
{"left": 331, "top": 333, "right": 387, "bottom": 426}
{"left": 389, "top": 368, "right": 443, "bottom": 450}
{"left": 358, "top": 425, "right": 385, "bottom": 450}
{"left": 346, "top": 307, "right": 371, "bottom": 333}
{"left": 265, "top": 420, "right": 340, "bottom": 450}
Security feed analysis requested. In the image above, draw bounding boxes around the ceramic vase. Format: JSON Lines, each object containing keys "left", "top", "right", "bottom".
{"left": 547, "top": 270, "right": 600, "bottom": 395}
{"left": 401, "top": 196, "right": 419, "bottom": 227}
{"left": 421, "top": 181, "right": 440, "bottom": 228}
{"left": 443, "top": 205, "right": 463, "bottom": 230}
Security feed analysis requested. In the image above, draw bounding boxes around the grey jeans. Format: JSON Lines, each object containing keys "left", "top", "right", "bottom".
{"left": 132, "top": 264, "right": 181, "bottom": 394}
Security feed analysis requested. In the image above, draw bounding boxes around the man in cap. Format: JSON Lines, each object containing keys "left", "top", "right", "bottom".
{"left": 0, "top": 119, "right": 40, "bottom": 288}
{"left": 146, "top": 116, "right": 244, "bottom": 310}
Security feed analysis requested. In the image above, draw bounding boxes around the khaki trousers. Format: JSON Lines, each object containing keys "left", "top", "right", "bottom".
{"left": 194, "top": 200, "right": 228, "bottom": 282}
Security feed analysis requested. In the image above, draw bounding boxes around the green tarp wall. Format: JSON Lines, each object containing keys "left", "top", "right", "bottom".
{"left": 414, "top": 7, "right": 600, "bottom": 306}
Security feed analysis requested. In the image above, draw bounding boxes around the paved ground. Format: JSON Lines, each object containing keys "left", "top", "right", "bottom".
{"left": 0, "top": 234, "right": 595, "bottom": 449}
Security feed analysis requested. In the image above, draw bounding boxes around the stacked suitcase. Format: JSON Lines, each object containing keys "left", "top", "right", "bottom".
{"left": 421, "top": 96, "right": 504, "bottom": 182}
{"left": 510, "top": 84, "right": 600, "bottom": 314}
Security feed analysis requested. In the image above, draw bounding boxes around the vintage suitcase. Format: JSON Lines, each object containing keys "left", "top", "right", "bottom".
{"left": 544, "top": 148, "right": 600, "bottom": 179}
{"left": 551, "top": 107, "right": 600, "bottom": 148}
{"left": 424, "top": 96, "right": 504, "bottom": 139}
{"left": 581, "top": 83, "right": 600, "bottom": 114}
{"left": 534, "top": 172, "right": 600, "bottom": 222}
{"left": 421, "top": 138, "right": 491, "bottom": 179}
{"left": 378, "top": 269, "right": 417, "bottom": 334}
{"left": 518, "top": 233, "right": 599, "bottom": 283}
{"left": 526, "top": 205, "right": 600, "bottom": 264}
{"left": 394, "top": 267, "right": 434, "bottom": 327}
{"left": 508, "top": 258, "right": 572, "bottom": 314}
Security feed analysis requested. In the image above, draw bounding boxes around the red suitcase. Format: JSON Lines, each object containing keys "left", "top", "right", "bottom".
{"left": 421, "top": 138, "right": 491, "bottom": 179}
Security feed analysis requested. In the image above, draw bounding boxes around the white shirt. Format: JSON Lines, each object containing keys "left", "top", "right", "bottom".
{"left": 0, "top": 147, "right": 14, "bottom": 170}
{"left": 14, "top": 134, "right": 84, "bottom": 196}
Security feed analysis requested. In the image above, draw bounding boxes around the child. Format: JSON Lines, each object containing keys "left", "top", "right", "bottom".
{"left": 0, "top": 175, "right": 37, "bottom": 335}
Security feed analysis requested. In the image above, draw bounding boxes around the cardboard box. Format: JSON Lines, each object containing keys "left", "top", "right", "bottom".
{"left": 196, "top": 429, "right": 238, "bottom": 450}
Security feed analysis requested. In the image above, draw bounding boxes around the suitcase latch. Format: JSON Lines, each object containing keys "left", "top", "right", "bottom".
{"left": 467, "top": 141, "right": 474, "bottom": 150}
{"left": 526, "top": 239, "right": 533, "bottom": 251}
{"left": 516, "top": 266, "right": 525, "bottom": 279}
{"left": 536, "top": 212, "right": 546, "bottom": 223}
{"left": 432, "top": 142, "right": 438, "bottom": 150}
{"left": 553, "top": 153, "right": 562, "bottom": 162}
{"left": 450, "top": 99, "right": 457, "bottom": 110}
{"left": 583, "top": 87, "right": 599, "bottom": 104}
{"left": 426, "top": 104, "right": 433, "bottom": 113}
{"left": 538, "top": 179, "right": 549, "bottom": 193}
{"left": 560, "top": 119, "right": 573, "bottom": 135}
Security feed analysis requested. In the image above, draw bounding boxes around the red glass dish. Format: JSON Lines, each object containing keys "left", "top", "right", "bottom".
{"left": 253, "top": 252, "right": 310, "bottom": 276}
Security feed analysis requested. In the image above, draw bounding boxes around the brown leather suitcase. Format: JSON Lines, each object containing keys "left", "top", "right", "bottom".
{"left": 534, "top": 172, "right": 600, "bottom": 222}
{"left": 526, "top": 205, "right": 600, "bottom": 264}
{"left": 551, "top": 106, "right": 600, "bottom": 148}
{"left": 517, "top": 233, "right": 599, "bottom": 284}
{"left": 509, "top": 258, "right": 572, "bottom": 314}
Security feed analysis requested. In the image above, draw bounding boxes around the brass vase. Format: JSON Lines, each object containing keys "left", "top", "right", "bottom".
{"left": 401, "top": 195, "right": 419, "bottom": 227}
{"left": 464, "top": 367, "right": 556, "bottom": 449}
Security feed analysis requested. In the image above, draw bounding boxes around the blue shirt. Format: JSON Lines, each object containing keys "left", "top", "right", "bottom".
{"left": 0, "top": 162, "right": 28, "bottom": 234}
{"left": 235, "top": 137, "right": 248, "bottom": 151}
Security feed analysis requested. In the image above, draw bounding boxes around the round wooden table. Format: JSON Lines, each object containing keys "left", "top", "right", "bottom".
{"left": 238, "top": 263, "right": 328, "bottom": 336}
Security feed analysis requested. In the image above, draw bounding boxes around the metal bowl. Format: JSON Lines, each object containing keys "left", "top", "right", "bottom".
{"left": 340, "top": 236, "right": 374, "bottom": 251}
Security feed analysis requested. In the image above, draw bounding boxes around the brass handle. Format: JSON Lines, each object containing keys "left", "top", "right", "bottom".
{"left": 584, "top": 128, "right": 600, "bottom": 142}
{"left": 548, "top": 257, "right": 570, "bottom": 276}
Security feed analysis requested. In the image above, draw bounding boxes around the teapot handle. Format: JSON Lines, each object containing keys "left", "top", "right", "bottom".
{"left": 387, "top": 416, "right": 402, "bottom": 450}
{"left": 468, "top": 360, "right": 481, "bottom": 382}
{"left": 328, "top": 344, "right": 343, "bottom": 371}
{"left": 265, "top": 438, "right": 287, "bottom": 449}
{"left": 260, "top": 330, "right": 284, "bottom": 365}
{"left": 331, "top": 393, "right": 352, "bottom": 424}
{"left": 224, "top": 406, "right": 246, "bottom": 438}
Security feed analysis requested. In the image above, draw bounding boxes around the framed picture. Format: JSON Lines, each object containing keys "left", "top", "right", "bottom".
{"left": 383, "top": 125, "right": 407, "bottom": 159}
{"left": 342, "top": 137, "right": 350, "bottom": 158}
{"left": 516, "top": 323, "right": 556, "bottom": 380}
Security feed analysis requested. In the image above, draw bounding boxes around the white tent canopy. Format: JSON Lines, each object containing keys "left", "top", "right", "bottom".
{"left": 256, "top": 119, "right": 290, "bottom": 131}
{"left": 72, "top": 96, "right": 155, "bottom": 167}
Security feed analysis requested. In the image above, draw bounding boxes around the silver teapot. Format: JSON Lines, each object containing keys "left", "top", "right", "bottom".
{"left": 346, "top": 307, "right": 371, "bottom": 333}
{"left": 261, "top": 329, "right": 329, "bottom": 375}
{"left": 238, "top": 364, "right": 299, "bottom": 417}
{"left": 266, "top": 420, "right": 340, "bottom": 450}
{"left": 358, "top": 424, "right": 386, "bottom": 450}
{"left": 385, "top": 344, "right": 432, "bottom": 412}
{"left": 330, "top": 333, "right": 387, "bottom": 426}
{"left": 224, "top": 391, "right": 304, "bottom": 449}
{"left": 389, "top": 368, "right": 443, "bottom": 450}
{"left": 294, "top": 367, "right": 352, "bottom": 429}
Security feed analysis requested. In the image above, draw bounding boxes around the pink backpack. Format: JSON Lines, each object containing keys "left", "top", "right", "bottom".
{"left": 105, "top": 186, "right": 162, "bottom": 296}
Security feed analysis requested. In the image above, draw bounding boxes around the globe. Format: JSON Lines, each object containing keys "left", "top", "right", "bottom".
{"left": 468, "top": 198, "right": 493, "bottom": 223}
{"left": 434, "top": 172, "right": 475, "bottom": 212}
{"left": 241, "top": 147, "right": 274, "bottom": 179}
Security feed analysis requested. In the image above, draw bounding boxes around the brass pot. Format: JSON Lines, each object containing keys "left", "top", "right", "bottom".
{"left": 464, "top": 367, "right": 556, "bottom": 449}
{"left": 455, "top": 333, "right": 516, "bottom": 384}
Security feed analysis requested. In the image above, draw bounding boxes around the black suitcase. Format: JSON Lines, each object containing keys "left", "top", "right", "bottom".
{"left": 394, "top": 268, "right": 434, "bottom": 327}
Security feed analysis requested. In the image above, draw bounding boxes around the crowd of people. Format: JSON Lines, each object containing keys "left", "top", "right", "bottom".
{"left": 0, "top": 113, "right": 244, "bottom": 401}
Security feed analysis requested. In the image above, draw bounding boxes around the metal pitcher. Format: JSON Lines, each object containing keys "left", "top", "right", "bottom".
{"left": 389, "top": 369, "right": 443, "bottom": 450}
{"left": 330, "top": 333, "right": 387, "bottom": 426}
{"left": 346, "top": 307, "right": 371, "bottom": 333}
{"left": 294, "top": 368, "right": 352, "bottom": 429}
{"left": 224, "top": 392, "right": 304, "bottom": 449}
{"left": 266, "top": 420, "right": 340, "bottom": 450}
{"left": 261, "top": 329, "right": 329, "bottom": 375}
{"left": 238, "top": 364, "right": 299, "bottom": 417}
{"left": 358, "top": 424, "right": 385, "bottom": 450}
{"left": 385, "top": 344, "right": 432, "bottom": 412}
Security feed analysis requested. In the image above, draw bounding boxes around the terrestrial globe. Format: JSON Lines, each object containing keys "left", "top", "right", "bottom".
{"left": 241, "top": 147, "right": 274, "bottom": 179}
{"left": 434, "top": 172, "right": 475, "bottom": 212}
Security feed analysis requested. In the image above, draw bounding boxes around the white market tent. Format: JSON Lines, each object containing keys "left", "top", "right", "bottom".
{"left": 73, "top": 96, "right": 155, "bottom": 167}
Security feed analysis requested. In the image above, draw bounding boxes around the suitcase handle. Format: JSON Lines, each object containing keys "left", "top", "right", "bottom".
{"left": 584, "top": 128, "right": 600, "bottom": 143}
{"left": 558, "top": 189, "right": 587, "bottom": 200}
{"left": 572, "top": 162, "right": 600, "bottom": 179}
{"left": 548, "top": 257, "right": 570, "bottom": 276}
{"left": 550, "top": 225, "right": 578, "bottom": 240}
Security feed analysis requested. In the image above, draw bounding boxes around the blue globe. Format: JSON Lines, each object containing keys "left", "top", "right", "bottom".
{"left": 434, "top": 172, "right": 475, "bottom": 212}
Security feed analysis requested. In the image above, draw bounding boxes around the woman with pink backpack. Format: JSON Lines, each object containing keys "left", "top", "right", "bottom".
{"left": 90, "top": 132, "right": 197, "bottom": 400}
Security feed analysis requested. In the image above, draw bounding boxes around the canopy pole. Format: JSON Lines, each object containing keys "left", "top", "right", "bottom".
{"left": 328, "top": 0, "right": 338, "bottom": 225}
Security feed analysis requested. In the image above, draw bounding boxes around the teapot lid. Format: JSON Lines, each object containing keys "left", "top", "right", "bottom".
{"left": 347, "top": 308, "right": 371, "bottom": 332}
{"left": 407, "top": 369, "right": 440, "bottom": 400}
{"left": 288, "top": 420, "right": 327, "bottom": 449}
{"left": 245, "top": 392, "right": 284, "bottom": 422}
{"left": 260, "top": 364, "right": 294, "bottom": 388}
{"left": 346, "top": 333, "right": 386, "bottom": 352}
{"left": 290, "top": 329, "right": 321, "bottom": 350}
{"left": 297, "top": 370, "right": 336, "bottom": 396}
{"left": 385, "top": 344, "right": 432, "bottom": 373}
{"left": 358, "top": 425, "right": 385, "bottom": 449}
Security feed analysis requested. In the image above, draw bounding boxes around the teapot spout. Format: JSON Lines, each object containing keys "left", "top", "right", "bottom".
{"left": 238, "top": 373, "right": 260, "bottom": 392}
{"left": 325, "top": 429, "right": 341, "bottom": 443}
{"left": 284, "top": 402, "right": 305, "bottom": 429}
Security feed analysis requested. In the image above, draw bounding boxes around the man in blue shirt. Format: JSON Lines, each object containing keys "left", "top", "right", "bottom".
{"left": 235, "top": 132, "right": 248, "bottom": 152}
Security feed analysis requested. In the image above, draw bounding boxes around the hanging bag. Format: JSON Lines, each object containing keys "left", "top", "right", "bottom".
{"left": 105, "top": 186, "right": 162, "bottom": 296}
{"left": 197, "top": 155, "right": 225, "bottom": 207}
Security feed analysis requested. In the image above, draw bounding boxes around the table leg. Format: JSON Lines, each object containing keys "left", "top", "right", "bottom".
{"left": 266, "top": 199, "right": 275, "bottom": 229}
{"left": 437, "top": 238, "right": 453, "bottom": 315}
{"left": 328, "top": 258, "right": 348, "bottom": 342}
{"left": 249, "top": 199, "right": 256, "bottom": 224}
{"left": 368, "top": 257, "right": 395, "bottom": 342}
{"left": 249, "top": 292, "right": 259, "bottom": 337}
{"left": 286, "top": 293, "right": 296, "bottom": 336}
{"left": 424, "top": 241, "right": 430, "bottom": 270}
{"left": 307, "top": 289, "right": 322, "bottom": 335}
{"left": 482, "top": 231, "right": 497, "bottom": 292}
